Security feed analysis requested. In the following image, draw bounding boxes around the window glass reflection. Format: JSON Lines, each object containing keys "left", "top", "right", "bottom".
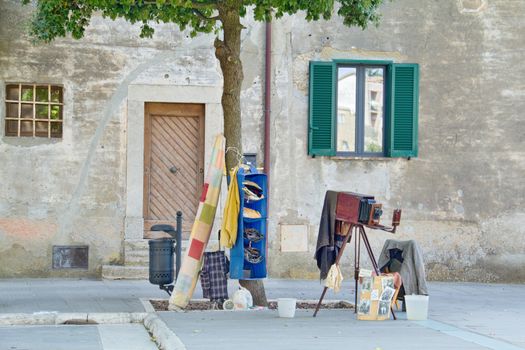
{"left": 364, "top": 68, "right": 384, "bottom": 153}
{"left": 337, "top": 67, "right": 356, "bottom": 152}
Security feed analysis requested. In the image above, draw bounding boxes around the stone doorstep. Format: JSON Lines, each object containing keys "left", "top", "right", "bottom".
{"left": 0, "top": 312, "right": 185, "bottom": 350}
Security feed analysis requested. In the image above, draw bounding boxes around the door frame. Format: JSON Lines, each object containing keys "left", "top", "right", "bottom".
{"left": 124, "top": 84, "right": 223, "bottom": 240}
{"left": 143, "top": 103, "right": 205, "bottom": 233}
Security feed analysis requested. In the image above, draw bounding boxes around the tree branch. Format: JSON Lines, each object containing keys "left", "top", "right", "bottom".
{"left": 141, "top": 0, "right": 217, "bottom": 10}
{"left": 192, "top": 8, "right": 219, "bottom": 21}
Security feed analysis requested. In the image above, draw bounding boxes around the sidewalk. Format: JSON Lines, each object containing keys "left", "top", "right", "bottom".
{"left": 0, "top": 279, "right": 524, "bottom": 349}
{"left": 0, "top": 324, "right": 157, "bottom": 350}
{"left": 159, "top": 281, "right": 525, "bottom": 350}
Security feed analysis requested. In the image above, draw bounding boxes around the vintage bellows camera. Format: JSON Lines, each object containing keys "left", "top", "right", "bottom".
{"left": 335, "top": 192, "right": 400, "bottom": 230}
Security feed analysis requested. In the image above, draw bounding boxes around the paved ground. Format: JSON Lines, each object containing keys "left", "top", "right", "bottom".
{"left": 0, "top": 324, "right": 157, "bottom": 350}
{"left": 426, "top": 282, "right": 525, "bottom": 349}
{"left": 0, "top": 279, "right": 524, "bottom": 350}
{"left": 157, "top": 280, "right": 525, "bottom": 350}
{"left": 159, "top": 310, "right": 492, "bottom": 350}
{"left": 0, "top": 279, "right": 167, "bottom": 313}
{"left": 0, "top": 278, "right": 349, "bottom": 313}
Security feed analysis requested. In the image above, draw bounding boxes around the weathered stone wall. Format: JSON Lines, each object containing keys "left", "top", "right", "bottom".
{"left": 1, "top": 0, "right": 523, "bottom": 282}
{"left": 268, "top": 0, "right": 525, "bottom": 283}
{"left": 0, "top": 0, "right": 227, "bottom": 277}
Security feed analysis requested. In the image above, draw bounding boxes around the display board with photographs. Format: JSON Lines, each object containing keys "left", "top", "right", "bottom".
{"left": 357, "top": 270, "right": 397, "bottom": 321}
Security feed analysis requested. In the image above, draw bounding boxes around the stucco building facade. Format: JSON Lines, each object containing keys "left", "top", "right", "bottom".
{"left": 1, "top": 0, "right": 524, "bottom": 282}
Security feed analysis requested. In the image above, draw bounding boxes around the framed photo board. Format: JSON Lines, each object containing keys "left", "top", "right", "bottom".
{"left": 357, "top": 271, "right": 396, "bottom": 321}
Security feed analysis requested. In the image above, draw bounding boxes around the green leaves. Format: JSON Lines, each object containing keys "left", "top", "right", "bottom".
{"left": 337, "top": 0, "right": 385, "bottom": 28}
{"left": 23, "top": 0, "right": 219, "bottom": 42}
{"left": 23, "top": 0, "right": 386, "bottom": 43}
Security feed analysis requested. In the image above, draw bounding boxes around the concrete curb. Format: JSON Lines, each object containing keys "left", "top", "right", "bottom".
{"left": 143, "top": 313, "right": 186, "bottom": 350}
{"left": 0, "top": 312, "right": 148, "bottom": 325}
{"left": 140, "top": 298, "right": 156, "bottom": 313}
{"left": 0, "top": 311, "right": 186, "bottom": 350}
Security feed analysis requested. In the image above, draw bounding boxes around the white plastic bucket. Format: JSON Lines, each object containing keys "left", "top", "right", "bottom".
{"left": 405, "top": 295, "right": 429, "bottom": 320}
{"left": 277, "top": 298, "right": 297, "bottom": 318}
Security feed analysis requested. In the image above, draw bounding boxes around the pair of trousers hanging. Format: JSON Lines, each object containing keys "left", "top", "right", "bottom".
{"left": 200, "top": 250, "right": 229, "bottom": 302}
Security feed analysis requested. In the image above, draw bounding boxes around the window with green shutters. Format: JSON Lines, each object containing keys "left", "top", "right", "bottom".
{"left": 308, "top": 60, "right": 419, "bottom": 158}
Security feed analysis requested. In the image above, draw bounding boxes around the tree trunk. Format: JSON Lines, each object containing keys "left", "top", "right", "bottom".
{"left": 215, "top": 2, "right": 268, "bottom": 307}
{"left": 239, "top": 279, "right": 267, "bottom": 306}
{"left": 215, "top": 2, "right": 243, "bottom": 170}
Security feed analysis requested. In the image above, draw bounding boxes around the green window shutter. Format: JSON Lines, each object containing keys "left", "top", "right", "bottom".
{"left": 388, "top": 63, "right": 419, "bottom": 158}
{"left": 308, "top": 61, "right": 336, "bottom": 156}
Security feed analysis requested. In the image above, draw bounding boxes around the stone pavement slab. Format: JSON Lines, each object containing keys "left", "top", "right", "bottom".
{"left": 158, "top": 309, "right": 490, "bottom": 350}
{"left": 0, "top": 324, "right": 157, "bottom": 350}
{"left": 0, "top": 278, "right": 357, "bottom": 314}
{"left": 1, "top": 279, "right": 524, "bottom": 349}
{"left": 98, "top": 324, "right": 158, "bottom": 350}
{"left": 428, "top": 282, "right": 525, "bottom": 348}
{"left": 0, "top": 279, "right": 167, "bottom": 313}
{"left": 0, "top": 325, "right": 103, "bottom": 350}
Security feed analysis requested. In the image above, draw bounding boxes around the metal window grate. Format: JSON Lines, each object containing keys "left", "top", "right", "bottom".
{"left": 5, "top": 83, "right": 64, "bottom": 138}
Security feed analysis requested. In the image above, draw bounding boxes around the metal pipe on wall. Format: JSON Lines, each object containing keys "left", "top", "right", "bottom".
{"left": 264, "top": 21, "right": 272, "bottom": 259}
{"left": 264, "top": 21, "right": 271, "bottom": 199}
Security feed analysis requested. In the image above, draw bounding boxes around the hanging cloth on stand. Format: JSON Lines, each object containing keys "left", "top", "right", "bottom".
{"left": 220, "top": 167, "right": 240, "bottom": 248}
{"left": 200, "top": 231, "right": 230, "bottom": 303}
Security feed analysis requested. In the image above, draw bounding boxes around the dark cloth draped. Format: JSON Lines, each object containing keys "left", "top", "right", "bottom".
{"left": 314, "top": 191, "right": 339, "bottom": 280}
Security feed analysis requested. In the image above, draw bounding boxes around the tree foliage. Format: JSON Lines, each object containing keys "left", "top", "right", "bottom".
{"left": 23, "top": 0, "right": 385, "bottom": 42}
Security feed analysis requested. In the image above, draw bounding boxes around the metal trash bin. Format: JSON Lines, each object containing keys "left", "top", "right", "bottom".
{"left": 148, "top": 238, "right": 175, "bottom": 286}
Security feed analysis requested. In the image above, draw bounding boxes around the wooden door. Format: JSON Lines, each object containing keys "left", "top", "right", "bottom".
{"left": 144, "top": 103, "right": 205, "bottom": 239}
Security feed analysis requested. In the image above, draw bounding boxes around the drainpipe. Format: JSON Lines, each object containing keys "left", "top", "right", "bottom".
{"left": 264, "top": 21, "right": 271, "bottom": 259}
{"left": 264, "top": 21, "right": 271, "bottom": 199}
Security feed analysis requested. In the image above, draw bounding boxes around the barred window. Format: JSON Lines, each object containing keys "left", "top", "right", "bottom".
{"left": 5, "top": 84, "right": 63, "bottom": 138}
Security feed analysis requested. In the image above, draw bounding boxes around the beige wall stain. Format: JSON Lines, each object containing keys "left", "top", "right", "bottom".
{"left": 0, "top": 218, "right": 57, "bottom": 240}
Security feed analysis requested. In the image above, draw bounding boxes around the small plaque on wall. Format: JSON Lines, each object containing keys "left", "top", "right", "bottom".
{"left": 52, "top": 245, "right": 89, "bottom": 269}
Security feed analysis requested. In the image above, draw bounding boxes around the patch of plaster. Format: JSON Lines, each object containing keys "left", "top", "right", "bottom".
{"left": 241, "top": 75, "right": 263, "bottom": 156}
{"left": 292, "top": 47, "right": 407, "bottom": 94}
{"left": 58, "top": 51, "right": 174, "bottom": 239}
{"left": 0, "top": 218, "right": 57, "bottom": 240}
{"left": 457, "top": 0, "right": 487, "bottom": 14}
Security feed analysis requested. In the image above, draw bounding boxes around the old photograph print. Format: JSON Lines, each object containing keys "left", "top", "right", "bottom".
{"left": 358, "top": 299, "right": 370, "bottom": 315}
{"left": 361, "top": 277, "right": 372, "bottom": 291}
{"left": 380, "top": 286, "right": 395, "bottom": 302}
{"left": 378, "top": 301, "right": 390, "bottom": 316}
{"left": 381, "top": 277, "right": 395, "bottom": 290}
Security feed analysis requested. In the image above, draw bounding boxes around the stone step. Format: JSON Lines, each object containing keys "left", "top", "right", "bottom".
{"left": 101, "top": 265, "right": 148, "bottom": 280}
{"left": 125, "top": 249, "right": 149, "bottom": 260}
{"left": 124, "top": 239, "right": 213, "bottom": 256}
{"left": 104, "top": 240, "right": 221, "bottom": 280}
{"left": 124, "top": 257, "right": 149, "bottom": 266}
{"left": 124, "top": 239, "right": 149, "bottom": 252}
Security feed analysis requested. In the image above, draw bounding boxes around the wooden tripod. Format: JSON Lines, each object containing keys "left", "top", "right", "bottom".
{"left": 313, "top": 223, "right": 396, "bottom": 320}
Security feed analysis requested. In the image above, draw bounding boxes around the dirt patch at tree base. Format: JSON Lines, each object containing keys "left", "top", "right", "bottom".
{"left": 150, "top": 299, "right": 353, "bottom": 311}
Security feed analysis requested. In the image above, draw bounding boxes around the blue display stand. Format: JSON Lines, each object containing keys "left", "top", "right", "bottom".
{"left": 229, "top": 167, "right": 267, "bottom": 280}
